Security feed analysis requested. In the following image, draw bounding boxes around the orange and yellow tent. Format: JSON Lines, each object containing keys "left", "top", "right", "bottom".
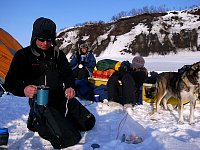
{"left": 0, "top": 28, "right": 22, "bottom": 82}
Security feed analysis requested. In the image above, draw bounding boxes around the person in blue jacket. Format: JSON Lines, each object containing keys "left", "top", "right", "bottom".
{"left": 70, "top": 43, "right": 96, "bottom": 101}
{"left": 70, "top": 43, "right": 96, "bottom": 80}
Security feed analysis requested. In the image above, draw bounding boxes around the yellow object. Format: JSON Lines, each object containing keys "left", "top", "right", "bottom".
{"left": 142, "top": 83, "right": 190, "bottom": 106}
{"left": 114, "top": 61, "right": 122, "bottom": 71}
{"left": 88, "top": 77, "right": 108, "bottom": 86}
{"left": 94, "top": 66, "right": 97, "bottom": 71}
{"left": 142, "top": 83, "right": 156, "bottom": 103}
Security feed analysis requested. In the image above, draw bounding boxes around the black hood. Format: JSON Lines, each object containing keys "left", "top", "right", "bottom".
{"left": 31, "top": 17, "right": 56, "bottom": 46}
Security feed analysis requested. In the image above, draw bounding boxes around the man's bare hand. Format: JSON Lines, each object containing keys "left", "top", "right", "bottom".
{"left": 24, "top": 85, "right": 37, "bottom": 98}
{"left": 65, "top": 87, "right": 75, "bottom": 100}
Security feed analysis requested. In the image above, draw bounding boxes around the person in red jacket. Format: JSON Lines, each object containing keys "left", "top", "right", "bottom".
{"left": 4, "top": 17, "right": 95, "bottom": 147}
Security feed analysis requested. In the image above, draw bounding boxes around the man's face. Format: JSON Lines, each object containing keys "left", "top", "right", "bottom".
{"left": 36, "top": 38, "right": 52, "bottom": 51}
{"left": 81, "top": 47, "right": 87, "bottom": 54}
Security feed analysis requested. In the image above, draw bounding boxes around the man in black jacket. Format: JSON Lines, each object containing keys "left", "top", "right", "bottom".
{"left": 107, "top": 56, "right": 148, "bottom": 107}
{"left": 4, "top": 17, "right": 95, "bottom": 147}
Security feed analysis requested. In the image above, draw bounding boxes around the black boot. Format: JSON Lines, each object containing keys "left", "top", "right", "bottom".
{"left": 27, "top": 114, "right": 37, "bottom": 132}
{"left": 27, "top": 99, "right": 37, "bottom": 132}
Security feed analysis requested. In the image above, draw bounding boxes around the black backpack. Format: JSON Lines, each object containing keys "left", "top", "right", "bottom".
{"left": 29, "top": 103, "right": 81, "bottom": 149}
{"left": 178, "top": 65, "right": 191, "bottom": 74}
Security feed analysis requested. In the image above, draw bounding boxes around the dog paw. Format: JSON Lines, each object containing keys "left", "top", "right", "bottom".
{"left": 167, "top": 104, "right": 174, "bottom": 110}
{"left": 177, "top": 120, "right": 185, "bottom": 125}
{"left": 189, "top": 121, "right": 195, "bottom": 125}
{"left": 148, "top": 111, "right": 155, "bottom": 116}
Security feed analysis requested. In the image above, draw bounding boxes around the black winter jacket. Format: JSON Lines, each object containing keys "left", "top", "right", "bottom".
{"left": 4, "top": 46, "right": 75, "bottom": 104}
{"left": 111, "top": 66, "right": 148, "bottom": 89}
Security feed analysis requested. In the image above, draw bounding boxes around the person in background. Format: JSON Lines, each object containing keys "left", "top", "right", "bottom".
{"left": 70, "top": 43, "right": 96, "bottom": 101}
{"left": 70, "top": 43, "right": 96, "bottom": 80}
{"left": 4, "top": 17, "right": 95, "bottom": 147}
{"left": 130, "top": 56, "right": 148, "bottom": 104}
{"left": 107, "top": 56, "right": 148, "bottom": 109}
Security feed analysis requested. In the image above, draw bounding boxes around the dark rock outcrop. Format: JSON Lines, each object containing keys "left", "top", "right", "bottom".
{"left": 56, "top": 7, "right": 200, "bottom": 57}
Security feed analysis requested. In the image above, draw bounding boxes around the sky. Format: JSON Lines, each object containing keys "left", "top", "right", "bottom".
{"left": 1, "top": 0, "right": 200, "bottom": 47}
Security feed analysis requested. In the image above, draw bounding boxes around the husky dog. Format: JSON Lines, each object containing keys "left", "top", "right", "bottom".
{"left": 155, "top": 61, "right": 200, "bottom": 124}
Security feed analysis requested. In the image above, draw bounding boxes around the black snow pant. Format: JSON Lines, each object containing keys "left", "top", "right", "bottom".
{"left": 107, "top": 73, "right": 136, "bottom": 105}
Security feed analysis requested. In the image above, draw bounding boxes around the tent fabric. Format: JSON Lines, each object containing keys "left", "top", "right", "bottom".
{"left": 0, "top": 28, "right": 22, "bottom": 82}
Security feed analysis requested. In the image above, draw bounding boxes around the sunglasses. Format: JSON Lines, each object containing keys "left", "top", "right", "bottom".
{"left": 37, "top": 38, "right": 52, "bottom": 42}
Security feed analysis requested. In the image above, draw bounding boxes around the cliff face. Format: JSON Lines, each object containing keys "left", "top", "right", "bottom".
{"left": 56, "top": 7, "right": 200, "bottom": 57}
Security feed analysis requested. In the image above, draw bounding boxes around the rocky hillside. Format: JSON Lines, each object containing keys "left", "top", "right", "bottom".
{"left": 56, "top": 7, "right": 200, "bottom": 57}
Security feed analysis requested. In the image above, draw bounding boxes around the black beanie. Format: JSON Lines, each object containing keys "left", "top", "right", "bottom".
{"left": 31, "top": 17, "right": 56, "bottom": 45}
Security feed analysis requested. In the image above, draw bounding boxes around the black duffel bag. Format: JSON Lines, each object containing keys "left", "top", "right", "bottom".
{"left": 28, "top": 103, "right": 81, "bottom": 149}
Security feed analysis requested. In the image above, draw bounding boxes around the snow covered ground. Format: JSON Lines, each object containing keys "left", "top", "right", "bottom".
{"left": 0, "top": 51, "right": 200, "bottom": 150}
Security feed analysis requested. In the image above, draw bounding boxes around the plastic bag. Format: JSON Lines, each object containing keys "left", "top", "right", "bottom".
{"left": 116, "top": 113, "right": 146, "bottom": 144}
